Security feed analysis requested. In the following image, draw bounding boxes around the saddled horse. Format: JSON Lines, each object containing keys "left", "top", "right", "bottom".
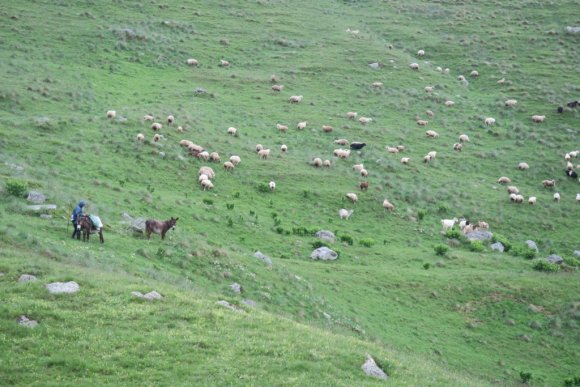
{"left": 145, "top": 217, "right": 178, "bottom": 240}
{"left": 78, "top": 214, "right": 104, "bottom": 243}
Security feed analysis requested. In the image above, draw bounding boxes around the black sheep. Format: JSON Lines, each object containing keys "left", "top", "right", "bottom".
{"left": 557, "top": 106, "right": 564, "bottom": 113}
{"left": 350, "top": 142, "right": 367, "bottom": 150}
{"left": 566, "top": 169, "right": 578, "bottom": 179}
{"left": 567, "top": 100, "right": 579, "bottom": 108}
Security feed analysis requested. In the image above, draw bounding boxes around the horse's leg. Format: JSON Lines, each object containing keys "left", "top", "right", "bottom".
{"left": 100, "top": 230, "right": 104, "bottom": 243}
{"left": 161, "top": 230, "right": 166, "bottom": 240}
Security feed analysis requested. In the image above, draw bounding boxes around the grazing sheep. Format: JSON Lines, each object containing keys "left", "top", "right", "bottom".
{"left": 372, "top": 82, "right": 383, "bottom": 88}
{"left": 445, "top": 100, "right": 455, "bottom": 107}
{"left": 383, "top": 199, "right": 395, "bottom": 212}
{"left": 269, "top": 181, "right": 276, "bottom": 191}
{"left": 542, "top": 179, "right": 556, "bottom": 188}
{"left": 531, "top": 115, "right": 546, "bottom": 123}
{"left": 167, "top": 115, "right": 174, "bottom": 124}
{"left": 339, "top": 209, "right": 354, "bottom": 220}
{"left": 566, "top": 161, "right": 573, "bottom": 170}
{"left": 360, "top": 169, "right": 368, "bottom": 177}
{"left": 401, "top": 157, "right": 410, "bottom": 164}
{"left": 271, "top": 74, "right": 278, "bottom": 83}
{"left": 417, "top": 49, "right": 425, "bottom": 57}
{"left": 106, "top": 110, "right": 116, "bottom": 119}
{"left": 333, "top": 149, "right": 351, "bottom": 159}
{"left": 258, "top": 149, "right": 271, "bottom": 160}
{"left": 353, "top": 163, "right": 364, "bottom": 172}
{"left": 219, "top": 59, "right": 230, "bottom": 67}
{"left": 277, "top": 124, "right": 288, "bottom": 133}
{"left": 478, "top": 221, "right": 489, "bottom": 229}
{"left": 459, "top": 134, "right": 470, "bottom": 142}
{"left": 346, "top": 112, "right": 358, "bottom": 119}
{"left": 323, "top": 159, "right": 331, "bottom": 167}
{"left": 417, "top": 119, "right": 429, "bottom": 126}
{"left": 453, "top": 143, "right": 462, "bottom": 151}
{"left": 358, "top": 117, "right": 372, "bottom": 125}
{"left": 569, "top": 150, "right": 579, "bottom": 158}
{"left": 229, "top": 155, "right": 241, "bottom": 166}
{"left": 186, "top": 58, "right": 199, "bottom": 66}
{"left": 256, "top": 144, "right": 263, "bottom": 152}
{"left": 423, "top": 155, "right": 432, "bottom": 163}
{"left": 507, "top": 186, "right": 519, "bottom": 194}
{"left": 223, "top": 161, "right": 235, "bottom": 171}
{"left": 509, "top": 193, "right": 517, "bottom": 202}
{"left": 427, "top": 151, "right": 437, "bottom": 159}
{"left": 281, "top": 144, "right": 288, "bottom": 152}
{"left": 470, "top": 70, "right": 479, "bottom": 77}
{"left": 177, "top": 126, "right": 184, "bottom": 133}
{"left": 201, "top": 179, "right": 214, "bottom": 191}
{"left": 497, "top": 176, "right": 511, "bottom": 184}
{"left": 289, "top": 95, "right": 303, "bottom": 103}
{"left": 346, "top": 193, "right": 358, "bottom": 204}
{"left": 409, "top": 63, "right": 419, "bottom": 70}
{"left": 528, "top": 196, "right": 537, "bottom": 205}
{"left": 151, "top": 122, "right": 162, "bottom": 131}
{"left": 457, "top": 75, "right": 466, "bottom": 82}
{"left": 516, "top": 195, "right": 525, "bottom": 203}
{"left": 436, "top": 66, "right": 443, "bottom": 72}
{"left": 143, "top": 114, "right": 155, "bottom": 121}
{"left": 386, "top": 146, "right": 399, "bottom": 153}
{"left": 136, "top": 133, "right": 145, "bottom": 142}
{"left": 209, "top": 152, "right": 220, "bottom": 162}
{"left": 462, "top": 224, "right": 476, "bottom": 234}
{"left": 180, "top": 140, "right": 193, "bottom": 147}
{"left": 271, "top": 84, "right": 284, "bottom": 92}
{"left": 312, "top": 158, "right": 323, "bottom": 167}
{"left": 518, "top": 162, "right": 529, "bottom": 170}
{"left": 187, "top": 143, "right": 204, "bottom": 155}
{"left": 396, "top": 145, "right": 406, "bottom": 152}
{"left": 350, "top": 142, "right": 366, "bottom": 150}
{"left": 198, "top": 166, "right": 215, "bottom": 180}
{"left": 497, "top": 78, "right": 505, "bottom": 84}
{"left": 153, "top": 134, "right": 161, "bottom": 142}
{"left": 426, "top": 130, "right": 439, "bottom": 138}
{"left": 334, "top": 139, "right": 349, "bottom": 146}
{"left": 426, "top": 110, "right": 435, "bottom": 117}
{"left": 505, "top": 99, "right": 517, "bottom": 107}
{"left": 359, "top": 182, "right": 369, "bottom": 191}
{"left": 553, "top": 192, "right": 560, "bottom": 202}
{"left": 198, "top": 151, "right": 210, "bottom": 161}
{"left": 576, "top": 193, "right": 580, "bottom": 203}
{"left": 425, "top": 86, "right": 434, "bottom": 93}
{"left": 297, "top": 121, "right": 307, "bottom": 130}
{"left": 322, "top": 125, "right": 333, "bottom": 133}
{"left": 441, "top": 218, "right": 458, "bottom": 232}
{"left": 444, "top": 68, "right": 450, "bottom": 74}
{"left": 484, "top": 117, "right": 496, "bottom": 125}
{"left": 198, "top": 174, "right": 209, "bottom": 183}
{"left": 565, "top": 153, "right": 571, "bottom": 161}
{"left": 227, "top": 127, "right": 237, "bottom": 135}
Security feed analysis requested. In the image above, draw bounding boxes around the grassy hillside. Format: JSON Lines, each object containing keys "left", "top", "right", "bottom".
{"left": 1, "top": 0, "right": 578, "bottom": 385}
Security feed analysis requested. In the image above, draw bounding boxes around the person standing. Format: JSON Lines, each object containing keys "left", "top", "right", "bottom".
{"left": 71, "top": 200, "right": 86, "bottom": 239}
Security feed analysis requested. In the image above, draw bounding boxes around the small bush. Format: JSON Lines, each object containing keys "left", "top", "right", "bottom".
{"left": 491, "top": 233, "right": 512, "bottom": 252}
{"left": 437, "top": 203, "right": 450, "bottom": 214}
{"left": 434, "top": 244, "right": 449, "bottom": 256}
{"left": 532, "top": 259, "right": 560, "bottom": 273}
{"left": 359, "top": 238, "right": 375, "bottom": 247}
{"left": 226, "top": 203, "right": 234, "bottom": 210}
{"left": 510, "top": 245, "right": 537, "bottom": 259}
{"left": 6, "top": 179, "right": 28, "bottom": 198}
{"left": 202, "top": 198, "right": 213, "bottom": 205}
{"left": 257, "top": 183, "right": 270, "bottom": 193}
{"left": 519, "top": 371, "right": 532, "bottom": 384}
{"left": 445, "top": 228, "right": 461, "bottom": 239}
{"left": 417, "top": 209, "right": 427, "bottom": 221}
{"left": 562, "top": 257, "right": 579, "bottom": 267}
{"left": 340, "top": 234, "right": 353, "bottom": 245}
{"left": 311, "top": 241, "right": 328, "bottom": 249}
{"left": 423, "top": 263, "right": 431, "bottom": 270}
{"left": 563, "top": 376, "right": 580, "bottom": 386}
{"left": 469, "top": 240, "right": 485, "bottom": 252}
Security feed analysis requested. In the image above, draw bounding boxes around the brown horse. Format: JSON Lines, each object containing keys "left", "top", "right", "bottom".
{"left": 145, "top": 217, "right": 178, "bottom": 240}
{"left": 78, "top": 215, "right": 104, "bottom": 243}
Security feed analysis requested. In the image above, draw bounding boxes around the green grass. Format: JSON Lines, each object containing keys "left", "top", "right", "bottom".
{"left": 1, "top": 0, "right": 579, "bottom": 385}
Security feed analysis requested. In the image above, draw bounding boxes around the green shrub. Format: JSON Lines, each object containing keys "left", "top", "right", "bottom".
{"left": 226, "top": 203, "right": 234, "bottom": 210}
{"left": 5, "top": 179, "right": 28, "bottom": 198}
{"left": 417, "top": 209, "right": 427, "bottom": 221}
{"left": 562, "top": 257, "right": 579, "bottom": 267}
{"left": 423, "top": 263, "right": 431, "bottom": 270}
{"left": 257, "top": 183, "right": 270, "bottom": 193}
{"left": 510, "top": 245, "right": 537, "bottom": 259}
{"left": 563, "top": 376, "right": 580, "bottom": 386}
{"left": 445, "top": 228, "right": 461, "bottom": 239}
{"left": 532, "top": 259, "right": 560, "bottom": 273}
{"left": 434, "top": 244, "right": 449, "bottom": 256}
{"left": 519, "top": 371, "right": 532, "bottom": 384}
{"left": 469, "top": 240, "right": 485, "bottom": 252}
{"left": 340, "top": 234, "right": 353, "bottom": 245}
{"left": 359, "top": 238, "right": 375, "bottom": 247}
{"left": 202, "top": 198, "right": 213, "bottom": 205}
{"left": 491, "top": 233, "right": 512, "bottom": 252}
{"left": 311, "top": 241, "right": 328, "bottom": 249}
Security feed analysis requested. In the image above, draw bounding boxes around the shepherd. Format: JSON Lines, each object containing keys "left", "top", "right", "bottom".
{"left": 145, "top": 217, "right": 179, "bottom": 240}
{"left": 70, "top": 200, "right": 86, "bottom": 240}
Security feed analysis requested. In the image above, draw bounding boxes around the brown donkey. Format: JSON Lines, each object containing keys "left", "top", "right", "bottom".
{"left": 78, "top": 215, "right": 104, "bottom": 243}
{"left": 145, "top": 217, "right": 179, "bottom": 240}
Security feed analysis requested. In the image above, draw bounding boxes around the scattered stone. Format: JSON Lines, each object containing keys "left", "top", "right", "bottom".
{"left": 143, "top": 291, "right": 163, "bottom": 300}
{"left": 18, "top": 315, "right": 38, "bottom": 328}
{"left": 447, "top": 238, "right": 461, "bottom": 248}
{"left": 529, "top": 320, "right": 542, "bottom": 330}
{"left": 315, "top": 230, "right": 335, "bottom": 242}
{"left": 546, "top": 254, "right": 563, "bottom": 264}
{"left": 230, "top": 283, "right": 242, "bottom": 294}
{"left": 323, "top": 312, "right": 332, "bottom": 320}
{"left": 368, "top": 62, "right": 380, "bottom": 69}
{"left": 45, "top": 281, "right": 80, "bottom": 294}
{"left": 5, "top": 162, "right": 24, "bottom": 171}
{"left": 465, "top": 230, "right": 493, "bottom": 241}
{"left": 435, "top": 260, "right": 445, "bottom": 268}
{"left": 490, "top": 242, "right": 505, "bottom": 252}
{"left": 241, "top": 299, "right": 257, "bottom": 308}
{"left": 130, "top": 217, "right": 147, "bottom": 233}
{"left": 216, "top": 300, "right": 244, "bottom": 313}
{"left": 159, "top": 151, "right": 166, "bottom": 158}
{"left": 26, "top": 204, "right": 57, "bottom": 212}
{"left": 520, "top": 334, "right": 532, "bottom": 342}
{"left": 574, "top": 251, "right": 580, "bottom": 257}
{"left": 254, "top": 251, "right": 272, "bottom": 265}
{"left": 506, "top": 319, "right": 516, "bottom": 326}
{"left": 310, "top": 247, "right": 338, "bottom": 261}
{"left": 0, "top": 272, "right": 4, "bottom": 277}
{"left": 527, "top": 304, "right": 542, "bottom": 313}
{"left": 565, "top": 26, "right": 580, "bottom": 34}
{"left": 27, "top": 191, "right": 46, "bottom": 203}
{"left": 18, "top": 274, "right": 37, "bottom": 283}
{"left": 361, "top": 354, "right": 388, "bottom": 380}
{"left": 195, "top": 87, "right": 207, "bottom": 94}
{"left": 525, "top": 240, "right": 539, "bottom": 253}
{"left": 40, "top": 214, "right": 52, "bottom": 219}
{"left": 131, "top": 291, "right": 144, "bottom": 298}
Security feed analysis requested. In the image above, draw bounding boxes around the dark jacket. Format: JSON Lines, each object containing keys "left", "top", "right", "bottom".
{"left": 71, "top": 201, "right": 86, "bottom": 222}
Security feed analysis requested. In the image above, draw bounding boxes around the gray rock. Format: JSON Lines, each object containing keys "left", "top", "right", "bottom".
{"left": 574, "top": 251, "right": 580, "bottom": 257}
{"left": 5, "top": 162, "right": 24, "bottom": 171}
{"left": 565, "top": 26, "right": 580, "bottom": 34}
{"left": 242, "top": 299, "right": 257, "bottom": 308}
{"left": 490, "top": 242, "right": 505, "bottom": 252}
{"left": 40, "top": 214, "right": 52, "bottom": 219}
{"left": 26, "top": 204, "right": 57, "bottom": 212}
{"left": 18, "top": 315, "right": 38, "bottom": 328}
{"left": 158, "top": 152, "right": 166, "bottom": 158}
{"left": 310, "top": 247, "right": 338, "bottom": 261}
{"left": 546, "top": 254, "right": 563, "bottom": 264}
{"left": 18, "top": 274, "right": 38, "bottom": 283}
{"left": 131, "top": 291, "right": 144, "bottom": 298}
{"left": 465, "top": 230, "right": 493, "bottom": 241}
{"left": 143, "top": 291, "right": 163, "bottom": 300}
{"left": 368, "top": 62, "right": 380, "bottom": 69}
{"left": 254, "top": 251, "right": 272, "bottom": 265}
{"left": 526, "top": 240, "right": 539, "bottom": 253}
{"left": 130, "top": 217, "right": 147, "bottom": 233}
{"left": 216, "top": 300, "right": 244, "bottom": 313}
{"left": 230, "top": 283, "right": 242, "bottom": 294}
{"left": 0, "top": 272, "right": 4, "bottom": 277}
{"left": 27, "top": 191, "right": 46, "bottom": 203}
{"left": 315, "top": 230, "right": 335, "bottom": 242}
{"left": 361, "top": 355, "right": 388, "bottom": 380}
{"left": 45, "top": 281, "right": 80, "bottom": 294}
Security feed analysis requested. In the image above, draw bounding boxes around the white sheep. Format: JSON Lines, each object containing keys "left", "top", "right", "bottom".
{"left": 386, "top": 146, "right": 399, "bottom": 153}
{"left": 180, "top": 139, "right": 193, "bottom": 147}
{"left": 509, "top": 193, "right": 517, "bottom": 202}
{"left": 542, "top": 179, "right": 556, "bottom": 188}
{"left": 153, "top": 134, "right": 161, "bottom": 142}
{"left": 401, "top": 157, "right": 410, "bottom": 164}
{"left": 353, "top": 163, "right": 364, "bottom": 172}
{"left": 358, "top": 117, "right": 372, "bottom": 125}
{"left": 507, "top": 186, "right": 519, "bottom": 194}
{"left": 143, "top": 114, "right": 155, "bottom": 121}
{"left": 459, "top": 134, "right": 470, "bottom": 142}
{"left": 187, "top": 143, "right": 204, "bottom": 154}
{"left": 106, "top": 110, "right": 116, "bottom": 119}
{"left": 518, "top": 162, "right": 529, "bottom": 170}
{"left": 505, "top": 99, "right": 517, "bottom": 107}
{"left": 470, "top": 70, "right": 479, "bottom": 77}
{"left": 531, "top": 115, "right": 545, "bottom": 123}
{"left": 553, "top": 192, "right": 560, "bottom": 202}
{"left": 167, "top": 115, "right": 174, "bottom": 124}
{"left": 269, "top": 181, "right": 276, "bottom": 191}
{"left": 346, "top": 112, "right": 358, "bottom": 119}
{"left": 281, "top": 144, "right": 288, "bottom": 152}
{"left": 322, "top": 125, "right": 333, "bottom": 133}
{"left": 436, "top": 66, "right": 443, "bottom": 72}
{"left": 576, "top": 193, "right": 580, "bottom": 203}
{"left": 256, "top": 144, "right": 263, "bottom": 152}
{"left": 289, "top": 95, "right": 303, "bottom": 103}
{"left": 334, "top": 139, "right": 349, "bottom": 146}
{"left": 151, "top": 122, "right": 163, "bottom": 131}
{"left": 409, "top": 63, "right": 419, "bottom": 70}
{"left": 198, "top": 174, "right": 209, "bottom": 183}
{"left": 186, "top": 58, "right": 199, "bottom": 66}
{"left": 136, "top": 133, "right": 144, "bottom": 142}
{"left": 441, "top": 218, "right": 458, "bottom": 232}
{"left": 453, "top": 143, "right": 463, "bottom": 151}
{"left": 417, "top": 49, "right": 425, "bottom": 57}
{"left": 201, "top": 179, "right": 214, "bottom": 191}
{"left": 177, "top": 126, "right": 184, "bottom": 133}
{"left": 396, "top": 145, "right": 406, "bottom": 151}
{"left": 223, "top": 161, "right": 235, "bottom": 171}
{"left": 445, "top": 100, "right": 455, "bottom": 107}
{"left": 323, "top": 159, "right": 331, "bottom": 167}
{"left": 383, "top": 199, "right": 395, "bottom": 212}
{"left": 277, "top": 124, "right": 288, "bottom": 133}
{"left": 484, "top": 117, "right": 496, "bottom": 125}
{"left": 497, "top": 176, "right": 511, "bottom": 184}
{"left": 423, "top": 155, "right": 432, "bottom": 163}
{"left": 516, "top": 195, "right": 526, "bottom": 204}
{"left": 569, "top": 151, "right": 579, "bottom": 158}
{"left": 425, "top": 86, "right": 434, "bottom": 93}
{"left": 478, "top": 221, "right": 489, "bottom": 229}
{"left": 312, "top": 158, "right": 323, "bottom": 167}
{"left": 271, "top": 74, "right": 278, "bottom": 83}
{"left": 371, "top": 82, "right": 383, "bottom": 88}
{"left": 416, "top": 119, "right": 429, "bottom": 126}
{"left": 444, "top": 68, "right": 450, "bottom": 74}
{"left": 339, "top": 209, "right": 354, "bottom": 220}
{"left": 427, "top": 151, "right": 437, "bottom": 159}
{"left": 497, "top": 78, "right": 506, "bottom": 84}
{"left": 360, "top": 169, "right": 368, "bottom": 177}
{"left": 198, "top": 166, "right": 215, "bottom": 179}
{"left": 425, "top": 130, "right": 439, "bottom": 138}
{"left": 227, "top": 127, "right": 237, "bottom": 135}
{"left": 219, "top": 59, "right": 230, "bottom": 67}
{"left": 209, "top": 152, "right": 221, "bottom": 162}
{"left": 528, "top": 196, "right": 537, "bottom": 205}
{"left": 334, "top": 149, "right": 351, "bottom": 159}
{"left": 297, "top": 121, "right": 307, "bottom": 130}
{"left": 346, "top": 193, "right": 358, "bottom": 204}
{"left": 229, "top": 155, "right": 241, "bottom": 166}
{"left": 457, "top": 75, "right": 466, "bottom": 82}
{"left": 198, "top": 151, "right": 210, "bottom": 161}
{"left": 271, "top": 84, "right": 284, "bottom": 92}
{"left": 258, "top": 149, "right": 271, "bottom": 160}
{"left": 426, "top": 110, "right": 435, "bottom": 117}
